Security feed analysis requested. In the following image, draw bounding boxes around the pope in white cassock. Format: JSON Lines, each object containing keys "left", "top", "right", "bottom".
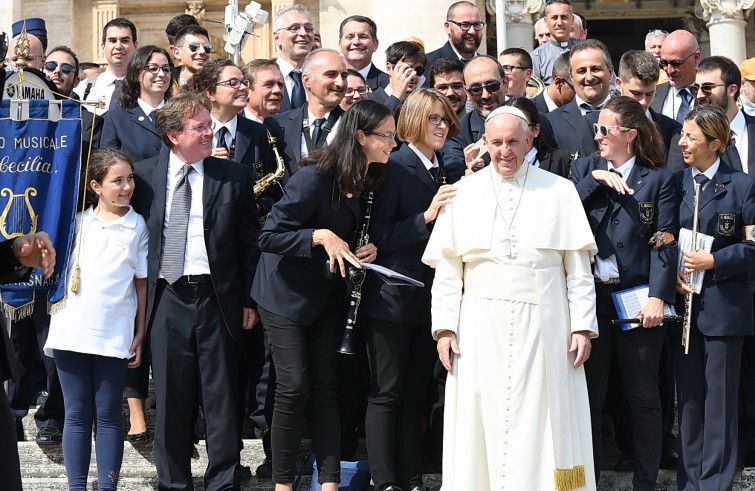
{"left": 422, "top": 107, "right": 599, "bottom": 491}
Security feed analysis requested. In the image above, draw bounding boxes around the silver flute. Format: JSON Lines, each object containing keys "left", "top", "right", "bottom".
{"left": 682, "top": 181, "right": 701, "bottom": 355}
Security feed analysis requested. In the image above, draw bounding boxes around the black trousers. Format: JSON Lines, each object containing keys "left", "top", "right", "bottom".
{"left": 7, "top": 294, "right": 64, "bottom": 431}
{"left": 150, "top": 279, "right": 241, "bottom": 491}
{"left": 0, "top": 382, "right": 22, "bottom": 490}
{"left": 672, "top": 323, "right": 743, "bottom": 491}
{"left": 259, "top": 293, "right": 345, "bottom": 485}
{"left": 738, "top": 297, "right": 755, "bottom": 465}
{"left": 585, "top": 283, "right": 666, "bottom": 491}
{"left": 123, "top": 332, "right": 150, "bottom": 399}
{"left": 362, "top": 317, "right": 436, "bottom": 490}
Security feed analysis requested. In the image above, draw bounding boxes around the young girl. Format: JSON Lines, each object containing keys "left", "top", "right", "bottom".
{"left": 44, "top": 148, "right": 148, "bottom": 490}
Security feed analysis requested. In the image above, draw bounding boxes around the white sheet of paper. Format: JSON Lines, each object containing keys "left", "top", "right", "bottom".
{"left": 677, "top": 228, "right": 714, "bottom": 294}
{"left": 614, "top": 285, "right": 677, "bottom": 320}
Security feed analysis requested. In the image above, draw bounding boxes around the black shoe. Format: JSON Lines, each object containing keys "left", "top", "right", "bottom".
{"left": 660, "top": 448, "right": 678, "bottom": 470}
{"left": 380, "top": 486, "right": 405, "bottom": 491}
{"left": 15, "top": 418, "right": 24, "bottom": 442}
{"left": 36, "top": 427, "right": 62, "bottom": 444}
{"left": 409, "top": 486, "right": 425, "bottom": 491}
{"left": 255, "top": 458, "right": 272, "bottom": 479}
{"left": 127, "top": 432, "right": 150, "bottom": 443}
{"left": 239, "top": 464, "right": 252, "bottom": 480}
{"left": 613, "top": 457, "right": 634, "bottom": 471}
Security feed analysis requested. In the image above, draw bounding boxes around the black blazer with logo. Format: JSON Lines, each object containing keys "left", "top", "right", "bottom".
{"left": 99, "top": 105, "right": 164, "bottom": 161}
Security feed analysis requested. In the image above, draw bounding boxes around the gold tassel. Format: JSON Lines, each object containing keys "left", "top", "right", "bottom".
{"left": 47, "top": 298, "right": 66, "bottom": 315}
{"left": 554, "top": 465, "right": 586, "bottom": 491}
{"left": 70, "top": 264, "right": 81, "bottom": 293}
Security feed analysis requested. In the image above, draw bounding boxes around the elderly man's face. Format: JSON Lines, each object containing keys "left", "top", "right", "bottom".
{"left": 535, "top": 20, "right": 551, "bottom": 46}
{"left": 484, "top": 113, "right": 533, "bottom": 178}
{"left": 7, "top": 34, "right": 45, "bottom": 69}
{"left": 274, "top": 10, "right": 314, "bottom": 64}
{"left": 248, "top": 67, "right": 284, "bottom": 117}
{"left": 645, "top": 35, "right": 666, "bottom": 61}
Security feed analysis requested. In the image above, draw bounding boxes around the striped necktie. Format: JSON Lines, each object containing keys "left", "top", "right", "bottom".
{"left": 161, "top": 164, "right": 193, "bottom": 284}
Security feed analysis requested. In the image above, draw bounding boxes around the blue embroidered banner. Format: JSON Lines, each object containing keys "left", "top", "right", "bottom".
{"left": 0, "top": 99, "right": 82, "bottom": 318}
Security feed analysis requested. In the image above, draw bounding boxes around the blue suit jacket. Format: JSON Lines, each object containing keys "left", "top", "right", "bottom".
{"left": 671, "top": 164, "right": 755, "bottom": 336}
{"left": 543, "top": 99, "right": 597, "bottom": 158}
{"left": 264, "top": 107, "right": 306, "bottom": 180}
{"left": 441, "top": 109, "right": 485, "bottom": 183}
{"left": 571, "top": 157, "right": 679, "bottom": 304}
{"left": 360, "top": 144, "right": 442, "bottom": 326}
{"left": 251, "top": 165, "right": 361, "bottom": 325}
{"left": 99, "top": 105, "right": 164, "bottom": 161}
{"left": 365, "top": 64, "right": 390, "bottom": 92}
{"left": 368, "top": 87, "right": 402, "bottom": 113}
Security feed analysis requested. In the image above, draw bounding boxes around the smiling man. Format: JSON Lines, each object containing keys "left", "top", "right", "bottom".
{"left": 429, "top": 56, "right": 468, "bottom": 117}
{"left": 338, "top": 15, "right": 389, "bottom": 91}
{"left": 173, "top": 25, "right": 211, "bottom": 86}
{"left": 273, "top": 4, "right": 315, "bottom": 112}
{"left": 76, "top": 17, "right": 138, "bottom": 114}
{"left": 369, "top": 41, "right": 426, "bottom": 112}
{"left": 650, "top": 30, "right": 700, "bottom": 122}
{"left": 425, "top": 1, "right": 483, "bottom": 68}
{"left": 242, "top": 59, "right": 285, "bottom": 122}
{"left": 531, "top": 0, "right": 578, "bottom": 85}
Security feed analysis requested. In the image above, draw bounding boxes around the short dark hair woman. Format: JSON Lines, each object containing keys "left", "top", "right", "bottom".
{"left": 99, "top": 45, "right": 174, "bottom": 162}
{"left": 251, "top": 99, "right": 396, "bottom": 491}
{"left": 570, "top": 96, "right": 679, "bottom": 488}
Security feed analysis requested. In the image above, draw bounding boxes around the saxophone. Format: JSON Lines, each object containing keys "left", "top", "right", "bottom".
{"left": 253, "top": 130, "right": 286, "bottom": 197}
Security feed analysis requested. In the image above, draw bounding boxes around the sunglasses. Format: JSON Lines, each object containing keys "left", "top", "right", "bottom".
{"left": 659, "top": 51, "right": 696, "bottom": 69}
{"left": 216, "top": 78, "right": 249, "bottom": 89}
{"left": 466, "top": 80, "right": 503, "bottom": 96}
{"left": 688, "top": 82, "right": 726, "bottom": 97}
{"left": 593, "top": 124, "right": 632, "bottom": 137}
{"left": 184, "top": 42, "right": 213, "bottom": 54}
{"left": 144, "top": 64, "right": 172, "bottom": 75}
{"left": 43, "top": 61, "right": 75, "bottom": 74}
{"left": 410, "top": 66, "right": 425, "bottom": 78}
{"left": 428, "top": 114, "right": 452, "bottom": 126}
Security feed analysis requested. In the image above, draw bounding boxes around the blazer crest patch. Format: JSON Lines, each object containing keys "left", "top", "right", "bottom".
{"left": 717, "top": 213, "right": 736, "bottom": 236}
{"left": 639, "top": 202, "right": 654, "bottom": 224}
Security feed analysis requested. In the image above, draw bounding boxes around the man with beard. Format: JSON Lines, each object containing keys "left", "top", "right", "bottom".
{"left": 265, "top": 49, "right": 347, "bottom": 178}
{"left": 441, "top": 55, "right": 506, "bottom": 182}
{"left": 650, "top": 30, "right": 700, "bottom": 122}
{"left": 425, "top": 1, "right": 483, "bottom": 68}
{"left": 338, "top": 15, "right": 389, "bottom": 92}
{"left": 543, "top": 39, "right": 612, "bottom": 158}
{"left": 273, "top": 4, "right": 315, "bottom": 112}
{"left": 242, "top": 59, "right": 285, "bottom": 123}
{"left": 531, "top": 0, "right": 579, "bottom": 86}
{"left": 369, "top": 41, "right": 426, "bottom": 112}
{"left": 534, "top": 52, "right": 575, "bottom": 113}
{"left": 76, "top": 17, "right": 138, "bottom": 114}
{"left": 429, "top": 57, "right": 468, "bottom": 118}
{"left": 172, "top": 25, "right": 211, "bottom": 87}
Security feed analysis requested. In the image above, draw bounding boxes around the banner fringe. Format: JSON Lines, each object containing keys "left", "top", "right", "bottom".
{"left": 554, "top": 465, "right": 586, "bottom": 491}
{"left": 2, "top": 300, "right": 35, "bottom": 321}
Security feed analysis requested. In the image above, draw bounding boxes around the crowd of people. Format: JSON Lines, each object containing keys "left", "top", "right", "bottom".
{"left": 2, "top": 0, "right": 755, "bottom": 490}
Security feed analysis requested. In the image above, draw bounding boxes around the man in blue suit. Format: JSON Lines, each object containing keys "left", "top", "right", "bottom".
{"left": 338, "top": 15, "right": 389, "bottom": 92}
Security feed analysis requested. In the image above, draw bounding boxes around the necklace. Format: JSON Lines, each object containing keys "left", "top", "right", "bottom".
{"left": 490, "top": 164, "right": 529, "bottom": 258}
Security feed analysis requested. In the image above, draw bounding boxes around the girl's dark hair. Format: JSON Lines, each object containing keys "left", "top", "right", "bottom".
{"left": 187, "top": 58, "right": 236, "bottom": 95}
{"left": 301, "top": 99, "right": 393, "bottom": 196}
{"left": 86, "top": 148, "right": 134, "bottom": 207}
{"left": 117, "top": 45, "right": 174, "bottom": 109}
{"left": 603, "top": 96, "right": 665, "bottom": 167}
{"left": 503, "top": 96, "right": 550, "bottom": 152}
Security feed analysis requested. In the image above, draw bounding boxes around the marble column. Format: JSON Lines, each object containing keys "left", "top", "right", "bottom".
{"left": 91, "top": 0, "right": 119, "bottom": 64}
{"left": 696, "top": 0, "right": 755, "bottom": 64}
{"left": 486, "top": 0, "right": 544, "bottom": 53}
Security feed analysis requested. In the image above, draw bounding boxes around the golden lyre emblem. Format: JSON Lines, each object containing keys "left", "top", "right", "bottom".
{"left": 0, "top": 187, "right": 38, "bottom": 239}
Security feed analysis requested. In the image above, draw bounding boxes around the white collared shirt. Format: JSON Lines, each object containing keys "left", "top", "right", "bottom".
{"left": 661, "top": 85, "right": 694, "bottom": 121}
{"left": 162, "top": 151, "right": 210, "bottom": 277}
{"left": 136, "top": 98, "right": 164, "bottom": 121}
{"left": 525, "top": 147, "right": 539, "bottom": 168}
{"left": 243, "top": 108, "right": 264, "bottom": 124}
{"left": 594, "top": 156, "right": 636, "bottom": 283}
{"left": 408, "top": 143, "right": 439, "bottom": 173}
{"left": 300, "top": 109, "right": 342, "bottom": 158}
{"left": 276, "top": 57, "right": 307, "bottom": 105}
{"left": 575, "top": 94, "right": 611, "bottom": 116}
{"left": 211, "top": 115, "right": 238, "bottom": 150}
{"left": 542, "top": 89, "right": 559, "bottom": 113}
{"left": 358, "top": 63, "right": 373, "bottom": 80}
{"left": 691, "top": 158, "right": 720, "bottom": 192}
{"left": 730, "top": 110, "right": 749, "bottom": 173}
{"left": 77, "top": 69, "right": 122, "bottom": 115}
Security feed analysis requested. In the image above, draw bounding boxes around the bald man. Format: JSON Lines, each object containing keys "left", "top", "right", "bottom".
{"left": 5, "top": 34, "right": 46, "bottom": 69}
{"left": 649, "top": 30, "right": 700, "bottom": 122}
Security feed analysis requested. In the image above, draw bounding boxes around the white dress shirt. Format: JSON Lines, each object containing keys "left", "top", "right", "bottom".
{"left": 300, "top": 109, "right": 342, "bottom": 158}
{"left": 211, "top": 115, "right": 238, "bottom": 150}
{"left": 690, "top": 158, "right": 721, "bottom": 192}
{"left": 162, "top": 151, "right": 210, "bottom": 277}
{"left": 542, "top": 89, "right": 559, "bottom": 113}
{"left": 136, "top": 98, "right": 164, "bottom": 120}
{"left": 77, "top": 69, "right": 122, "bottom": 116}
{"left": 661, "top": 86, "right": 694, "bottom": 121}
{"left": 730, "top": 110, "right": 749, "bottom": 173}
{"left": 408, "top": 143, "right": 439, "bottom": 173}
{"left": 276, "top": 57, "right": 307, "bottom": 105}
{"left": 575, "top": 94, "right": 611, "bottom": 116}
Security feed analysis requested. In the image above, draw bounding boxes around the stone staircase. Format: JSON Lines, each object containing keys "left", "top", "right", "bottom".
{"left": 16, "top": 404, "right": 755, "bottom": 490}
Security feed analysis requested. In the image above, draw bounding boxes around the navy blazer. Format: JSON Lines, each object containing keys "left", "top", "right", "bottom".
{"left": 571, "top": 157, "right": 679, "bottom": 304}
{"left": 264, "top": 107, "right": 306, "bottom": 180}
{"left": 360, "top": 144, "right": 442, "bottom": 326}
{"left": 99, "top": 105, "right": 164, "bottom": 161}
{"left": 131, "top": 154, "right": 260, "bottom": 334}
{"left": 441, "top": 109, "right": 485, "bottom": 183}
{"left": 368, "top": 87, "right": 402, "bottom": 113}
{"left": 533, "top": 91, "right": 550, "bottom": 113}
{"left": 251, "top": 165, "right": 362, "bottom": 325}
{"left": 537, "top": 148, "right": 572, "bottom": 178}
{"left": 232, "top": 116, "right": 281, "bottom": 215}
{"left": 425, "top": 42, "right": 463, "bottom": 73}
{"left": 365, "top": 64, "right": 390, "bottom": 91}
{"left": 670, "top": 164, "right": 755, "bottom": 336}
{"left": 585, "top": 107, "right": 681, "bottom": 161}
{"left": 542, "top": 99, "right": 598, "bottom": 158}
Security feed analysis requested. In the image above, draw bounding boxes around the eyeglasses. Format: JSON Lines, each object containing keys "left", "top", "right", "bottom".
{"left": 466, "top": 80, "right": 503, "bottom": 96}
{"left": 593, "top": 124, "right": 632, "bottom": 137}
{"left": 659, "top": 51, "right": 696, "bottom": 69}
{"left": 186, "top": 123, "right": 213, "bottom": 134}
{"left": 144, "top": 64, "right": 172, "bottom": 75}
{"left": 43, "top": 61, "right": 75, "bottom": 74}
{"left": 216, "top": 78, "right": 250, "bottom": 89}
{"left": 434, "top": 82, "right": 465, "bottom": 92}
{"left": 501, "top": 65, "right": 527, "bottom": 74}
{"left": 345, "top": 87, "right": 369, "bottom": 97}
{"left": 366, "top": 131, "right": 397, "bottom": 141}
{"left": 184, "top": 42, "right": 213, "bottom": 54}
{"left": 688, "top": 82, "right": 726, "bottom": 97}
{"left": 278, "top": 23, "right": 315, "bottom": 34}
{"left": 564, "top": 79, "right": 574, "bottom": 90}
{"left": 446, "top": 20, "right": 484, "bottom": 32}
{"left": 428, "top": 114, "right": 452, "bottom": 126}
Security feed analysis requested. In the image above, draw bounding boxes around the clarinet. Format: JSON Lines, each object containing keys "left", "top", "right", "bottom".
{"left": 682, "top": 181, "right": 701, "bottom": 355}
{"left": 338, "top": 190, "right": 374, "bottom": 355}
